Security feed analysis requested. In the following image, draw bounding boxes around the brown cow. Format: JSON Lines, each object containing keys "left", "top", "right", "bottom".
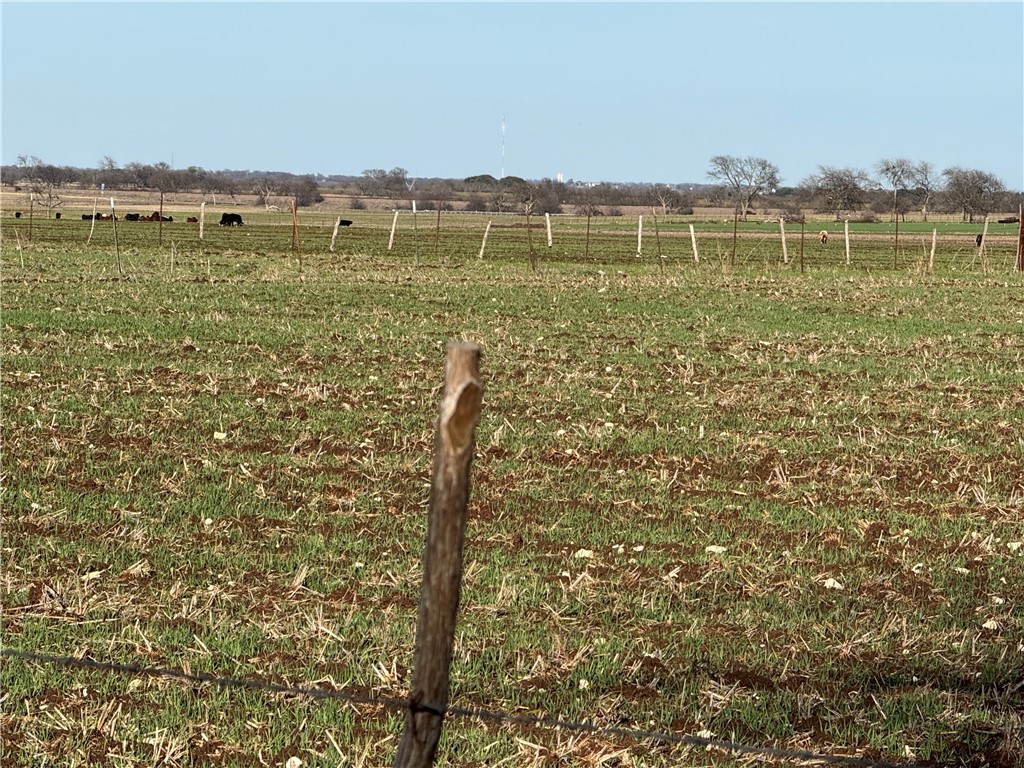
{"left": 186, "top": 216, "right": 199, "bottom": 223}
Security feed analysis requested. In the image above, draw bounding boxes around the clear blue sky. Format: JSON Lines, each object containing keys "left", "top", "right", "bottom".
{"left": 3, "top": 1, "right": 1022, "bottom": 189}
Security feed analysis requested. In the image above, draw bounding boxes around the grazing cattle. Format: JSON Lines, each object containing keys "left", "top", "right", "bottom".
{"left": 819, "top": 230, "right": 829, "bottom": 245}
{"left": 84, "top": 213, "right": 115, "bottom": 221}
{"left": 124, "top": 213, "right": 141, "bottom": 221}
{"left": 14, "top": 211, "right": 21, "bottom": 218}
{"left": 220, "top": 212, "right": 244, "bottom": 227}
{"left": 82, "top": 214, "right": 92, "bottom": 220}
{"left": 186, "top": 216, "right": 199, "bottom": 223}
{"left": 976, "top": 233, "right": 984, "bottom": 247}
{"left": 54, "top": 212, "right": 61, "bottom": 220}
{"left": 338, "top": 219, "right": 353, "bottom": 227}
{"left": 997, "top": 216, "right": 1020, "bottom": 224}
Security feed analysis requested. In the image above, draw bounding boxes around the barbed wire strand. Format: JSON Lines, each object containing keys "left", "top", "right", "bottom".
{"left": 1, "top": 648, "right": 926, "bottom": 768}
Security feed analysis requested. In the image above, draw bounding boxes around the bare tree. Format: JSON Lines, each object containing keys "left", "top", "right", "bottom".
{"left": 908, "top": 161, "right": 940, "bottom": 222}
{"left": 253, "top": 178, "right": 279, "bottom": 209}
{"left": 801, "top": 166, "right": 871, "bottom": 221}
{"left": 941, "top": 167, "right": 1004, "bottom": 222}
{"left": 875, "top": 158, "right": 914, "bottom": 222}
{"left": 17, "top": 155, "right": 72, "bottom": 217}
{"left": 648, "top": 185, "right": 691, "bottom": 215}
{"left": 706, "top": 155, "right": 780, "bottom": 220}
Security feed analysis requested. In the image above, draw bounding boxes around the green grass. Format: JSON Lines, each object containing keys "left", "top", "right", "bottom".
{"left": 2, "top": 214, "right": 1023, "bottom": 766}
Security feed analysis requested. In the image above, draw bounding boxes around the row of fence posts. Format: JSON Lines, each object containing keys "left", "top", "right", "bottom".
{"left": 382, "top": 208, "right": 1024, "bottom": 272}
{"left": 9, "top": 202, "right": 1024, "bottom": 273}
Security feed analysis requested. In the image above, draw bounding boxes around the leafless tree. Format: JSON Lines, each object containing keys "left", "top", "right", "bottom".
{"left": 252, "top": 178, "right": 279, "bottom": 209}
{"left": 707, "top": 155, "right": 780, "bottom": 220}
{"left": 908, "top": 161, "right": 940, "bottom": 222}
{"left": 17, "top": 155, "right": 71, "bottom": 217}
{"left": 801, "top": 166, "right": 871, "bottom": 221}
{"left": 875, "top": 158, "right": 914, "bottom": 222}
{"left": 941, "top": 167, "right": 1004, "bottom": 223}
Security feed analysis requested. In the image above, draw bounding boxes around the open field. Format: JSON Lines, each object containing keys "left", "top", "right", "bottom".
{"left": 2, "top": 217, "right": 1023, "bottom": 767}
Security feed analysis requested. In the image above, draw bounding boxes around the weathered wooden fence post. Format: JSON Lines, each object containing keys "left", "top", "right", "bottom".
{"left": 731, "top": 208, "right": 738, "bottom": 267}
{"left": 779, "top": 218, "right": 788, "bottom": 264}
{"left": 844, "top": 219, "right": 851, "bottom": 267}
{"left": 1016, "top": 204, "right": 1023, "bottom": 273}
{"left": 392, "top": 342, "right": 482, "bottom": 768}
{"left": 977, "top": 215, "right": 990, "bottom": 272}
{"left": 652, "top": 212, "right": 664, "bottom": 275}
{"left": 689, "top": 223, "right": 699, "bottom": 263}
{"left": 478, "top": 220, "right": 492, "bottom": 259}
{"left": 388, "top": 210, "right": 400, "bottom": 252}
{"left": 545, "top": 212, "right": 553, "bottom": 249}
{"left": 585, "top": 211, "right": 592, "bottom": 260}
{"left": 87, "top": 194, "right": 99, "bottom": 244}
{"left": 928, "top": 229, "right": 937, "bottom": 274}
{"left": 111, "top": 198, "right": 124, "bottom": 279}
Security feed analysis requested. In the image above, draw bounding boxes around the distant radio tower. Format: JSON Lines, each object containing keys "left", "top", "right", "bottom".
{"left": 500, "top": 115, "right": 506, "bottom": 179}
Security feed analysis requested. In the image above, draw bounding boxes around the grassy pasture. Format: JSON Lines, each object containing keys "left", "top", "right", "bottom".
{"left": 2, "top": 214, "right": 1023, "bottom": 767}
{"left": 4, "top": 207, "right": 1023, "bottom": 272}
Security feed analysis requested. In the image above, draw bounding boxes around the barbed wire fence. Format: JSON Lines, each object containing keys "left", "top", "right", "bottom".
{"left": 0, "top": 648, "right": 925, "bottom": 768}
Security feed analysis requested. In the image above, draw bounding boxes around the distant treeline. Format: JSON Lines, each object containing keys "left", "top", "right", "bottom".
{"left": 2, "top": 157, "right": 1020, "bottom": 222}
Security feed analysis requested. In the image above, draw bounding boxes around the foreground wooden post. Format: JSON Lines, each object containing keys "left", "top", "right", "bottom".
{"left": 434, "top": 205, "right": 442, "bottom": 261}
{"left": 689, "top": 223, "right": 699, "bottom": 262}
{"left": 1016, "top": 204, "right": 1023, "bottom": 272}
{"left": 844, "top": 219, "right": 851, "bottom": 266}
{"left": 545, "top": 212, "right": 552, "bottom": 248}
{"left": 330, "top": 216, "right": 342, "bottom": 252}
{"left": 929, "top": 229, "right": 937, "bottom": 274}
{"left": 637, "top": 214, "right": 643, "bottom": 255}
{"left": 478, "top": 220, "right": 492, "bottom": 259}
{"left": 199, "top": 201, "right": 206, "bottom": 241}
{"left": 585, "top": 211, "right": 592, "bottom": 260}
{"left": 779, "top": 218, "right": 788, "bottom": 264}
{"left": 731, "top": 208, "right": 738, "bottom": 267}
{"left": 652, "top": 213, "right": 664, "bottom": 274}
{"left": 87, "top": 194, "right": 99, "bottom": 244}
{"left": 111, "top": 198, "right": 124, "bottom": 278}
{"left": 388, "top": 210, "right": 400, "bottom": 251}
{"left": 393, "top": 342, "right": 482, "bottom": 768}
{"left": 977, "top": 215, "right": 990, "bottom": 272}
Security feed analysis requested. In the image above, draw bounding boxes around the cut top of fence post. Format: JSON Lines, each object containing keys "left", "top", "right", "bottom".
{"left": 440, "top": 343, "right": 482, "bottom": 458}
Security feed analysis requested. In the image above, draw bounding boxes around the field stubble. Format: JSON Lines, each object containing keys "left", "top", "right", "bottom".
{"left": 2, "top": 219, "right": 1023, "bottom": 767}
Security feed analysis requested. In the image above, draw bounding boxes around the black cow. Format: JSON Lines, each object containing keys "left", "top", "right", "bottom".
{"left": 998, "top": 216, "right": 1020, "bottom": 224}
{"left": 54, "top": 212, "right": 61, "bottom": 220}
{"left": 124, "top": 213, "right": 141, "bottom": 221}
{"left": 338, "top": 219, "right": 353, "bottom": 227}
{"left": 220, "top": 212, "right": 244, "bottom": 226}
{"left": 14, "top": 211, "right": 21, "bottom": 218}
{"left": 976, "top": 233, "right": 984, "bottom": 247}
{"left": 82, "top": 214, "right": 93, "bottom": 220}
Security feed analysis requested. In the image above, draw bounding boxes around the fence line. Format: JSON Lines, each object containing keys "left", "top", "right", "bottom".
{"left": 2, "top": 647, "right": 925, "bottom": 768}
